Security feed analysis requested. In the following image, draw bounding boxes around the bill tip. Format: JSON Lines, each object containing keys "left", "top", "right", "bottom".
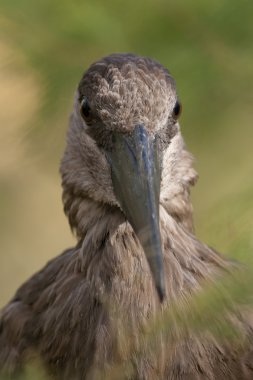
{"left": 157, "top": 284, "right": 166, "bottom": 303}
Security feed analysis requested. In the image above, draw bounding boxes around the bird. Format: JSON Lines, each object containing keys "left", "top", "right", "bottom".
{"left": 0, "top": 53, "right": 253, "bottom": 380}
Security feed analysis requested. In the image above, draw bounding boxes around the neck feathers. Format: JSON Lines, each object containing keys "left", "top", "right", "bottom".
{"left": 61, "top": 130, "right": 231, "bottom": 302}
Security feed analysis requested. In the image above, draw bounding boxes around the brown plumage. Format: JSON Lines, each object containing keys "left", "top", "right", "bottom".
{"left": 0, "top": 53, "right": 253, "bottom": 379}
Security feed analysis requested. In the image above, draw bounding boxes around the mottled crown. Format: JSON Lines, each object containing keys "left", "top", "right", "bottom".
{"left": 78, "top": 53, "right": 177, "bottom": 132}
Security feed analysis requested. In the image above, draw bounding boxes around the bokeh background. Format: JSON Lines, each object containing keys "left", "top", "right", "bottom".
{"left": 0, "top": 0, "right": 253, "bottom": 308}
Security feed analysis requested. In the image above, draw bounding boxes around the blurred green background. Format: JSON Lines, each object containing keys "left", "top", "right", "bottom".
{"left": 0, "top": 0, "right": 252, "bottom": 307}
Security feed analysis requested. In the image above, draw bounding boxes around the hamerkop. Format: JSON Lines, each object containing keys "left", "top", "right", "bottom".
{"left": 0, "top": 54, "right": 253, "bottom": 379}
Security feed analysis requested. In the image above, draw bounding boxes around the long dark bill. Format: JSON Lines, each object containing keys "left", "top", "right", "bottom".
{"left": 106, "top": 125, "right": 165, "bottom": 302}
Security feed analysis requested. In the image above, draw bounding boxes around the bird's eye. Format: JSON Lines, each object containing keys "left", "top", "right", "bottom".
{"left": 172, "top": 100, "right": 182, "bottom": 120}
{"left": 80, "top": 97, "right": 92, "bottom": 122}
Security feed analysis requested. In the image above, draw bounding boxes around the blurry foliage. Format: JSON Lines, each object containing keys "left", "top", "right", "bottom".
{"left": 0, "top": 362, "right": 47, "bottom": 380}
{"left": 105, "top": 268, "right": 253, "bottom": 379}
{"left": 0, "top": 0, "right": 253, "bottom": 377}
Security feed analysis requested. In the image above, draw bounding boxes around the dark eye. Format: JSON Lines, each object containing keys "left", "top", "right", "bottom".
{"left": 80, "top": 97, "right": 92, "bottom": 122}
{"left": 172, "top": 100, "right": 182, "bottom": 120}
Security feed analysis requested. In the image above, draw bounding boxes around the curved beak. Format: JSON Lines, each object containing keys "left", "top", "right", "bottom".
{"left": 106, "top": 125, "right": 165, "bottom": 302}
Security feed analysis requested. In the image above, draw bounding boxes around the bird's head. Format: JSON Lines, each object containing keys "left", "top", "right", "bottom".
{"left": 61, "top": 53, "right": 183, "bottom": 302}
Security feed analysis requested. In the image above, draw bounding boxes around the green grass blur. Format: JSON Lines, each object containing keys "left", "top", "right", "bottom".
{"left": 0, "top": 1, "right": 253, "bottom": 376}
